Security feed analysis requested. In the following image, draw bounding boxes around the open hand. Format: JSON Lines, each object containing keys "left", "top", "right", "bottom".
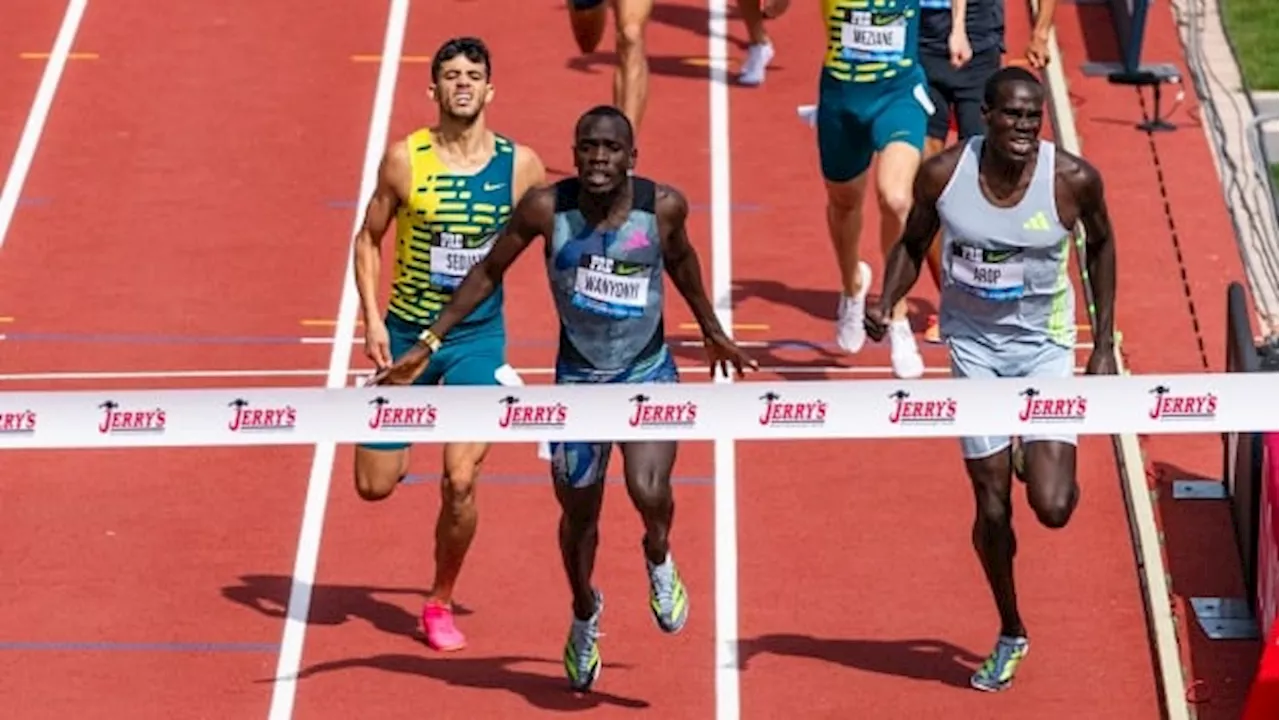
{"left": 704, "top": 332, "right": 759, "bottom": 379}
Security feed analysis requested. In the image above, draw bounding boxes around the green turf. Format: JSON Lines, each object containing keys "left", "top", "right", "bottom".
{"left": 1221, "top": 0, "right": 1279, "bottom": 91}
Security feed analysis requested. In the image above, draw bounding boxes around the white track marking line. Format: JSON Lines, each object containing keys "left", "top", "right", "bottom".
{"left": 706, "top": 1, "right": 739, "bottom": 718}
{"left": 0, "top": 0, "right": 88, "bottom": 249}
{"left": 1034, "top": 0, "right": 1189, "bottom": 715}
{"left": 265, "top": 1, "right": 407, "bottom": 718}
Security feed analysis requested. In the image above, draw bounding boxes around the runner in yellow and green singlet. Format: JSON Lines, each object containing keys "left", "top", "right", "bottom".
{"left": 351, "top": 36, "right": 546, "bottom": 654}
{"left": 815, "top": 0, "right": 969, "bottom": 378}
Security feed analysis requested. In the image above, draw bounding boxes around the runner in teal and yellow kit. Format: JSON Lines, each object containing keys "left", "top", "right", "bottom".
{"left": 816, "top": 0, "right": 969, "bottom": 379}
{"left": 351, "top": 37, "right": 546, "bottom": 654}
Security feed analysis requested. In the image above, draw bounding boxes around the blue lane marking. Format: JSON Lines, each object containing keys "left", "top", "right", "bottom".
{"left": 689, "top": 202, "right": 763, "bottom": 213}
{"left": 0, "top": 641, "right": 280, "bottom": 653}
{"left": 401, "top": 472, "right": 712, "bottom": 486}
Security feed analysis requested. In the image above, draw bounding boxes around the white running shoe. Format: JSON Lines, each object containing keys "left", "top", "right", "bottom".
{"left": 888, "top": 318, "right": 925, "bottom": 378}
{"left": 836, "top": 261, "right": 873, "bottom": 353}
{"left": 739, "top": 42, "right": 774, "bottom": 86}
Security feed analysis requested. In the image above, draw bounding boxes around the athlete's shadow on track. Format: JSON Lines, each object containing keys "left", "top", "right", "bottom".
{"left": 221, "top": 574, "right": 471, "bottom": 642}
{"left": 228, "top": 575, "right": 648, "bottom": 710}
{"left": 278, "top": 654, "right": 648, "bottom": 711}
{"left": 738, "top": 633, "right": 984, "bottom": 688}
{"left": 667, "top": 333, "right": 852, "bottom": 381}
{"left": 732, "top": 279, "right": 939, "bottom": 327}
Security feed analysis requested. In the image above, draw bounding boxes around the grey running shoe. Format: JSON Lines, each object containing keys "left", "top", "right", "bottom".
{"left": 646, "top": 549, "right": 689, "bottom": 634}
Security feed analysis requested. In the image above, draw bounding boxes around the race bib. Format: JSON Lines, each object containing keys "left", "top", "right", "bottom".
{"left": 950, "top": 244, "right": 1025, "bottom": 300}
{"left": 572, "top": 254, "right": 651, "bottom": 320}
{"left": 429, "top": 231, "right": 493, "bottom": 289}
{"left": 840, "top": 11, "right": 908, "bottom": 63}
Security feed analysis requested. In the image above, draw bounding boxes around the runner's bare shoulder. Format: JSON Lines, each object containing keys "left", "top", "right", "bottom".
{"left": 515, "top": 182, "right": 559, "bottom": 235}
{"left": 654, "top": 182, "right": 689, "bottom": 219}
{"left": 379, "top": 138, "right": 413, "bottom": 197}
{"left": 1053, "top": 147, "right": 1103, "bottom": 197}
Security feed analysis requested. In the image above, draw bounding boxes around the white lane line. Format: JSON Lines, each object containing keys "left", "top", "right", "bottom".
{"left": 706, "top": 0, "right": 739, "bottom": 717}
{"left": 266, "top": 1, "right": 408, "bottom": 718}
{"left": 1032, "top": 0, "right": 1190, "bottom": 715}
{"left": 0, "top": 0, "right": 88, "bottom": 249}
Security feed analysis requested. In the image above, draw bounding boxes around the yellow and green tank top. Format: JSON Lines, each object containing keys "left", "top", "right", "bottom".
{"left": 821, "top": 0, "right": 922, "bottom": 83}
{"left": 388, "top": 128, "right": 515, "bottom": 329}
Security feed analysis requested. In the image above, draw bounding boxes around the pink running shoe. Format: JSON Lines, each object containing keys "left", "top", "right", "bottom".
{"left": 421, "top": 600, "right": 466, "bottom": 652}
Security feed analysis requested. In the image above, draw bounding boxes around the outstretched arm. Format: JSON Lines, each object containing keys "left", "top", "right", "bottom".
{"left": 658, "top": 184, "right": 758, "bottom": 377}
{"left": 370, "top": 157, "right": 552, "bottom": 387}
{"left": 426, "top": 147, "right": 550, "bottom": 343}
{"left": 657, "top": 185, "right": 726, "bottom": 339}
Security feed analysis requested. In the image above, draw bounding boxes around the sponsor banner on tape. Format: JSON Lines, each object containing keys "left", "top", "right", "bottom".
{"left": 0, "top": 373, "right": 1274, "bottom": 449}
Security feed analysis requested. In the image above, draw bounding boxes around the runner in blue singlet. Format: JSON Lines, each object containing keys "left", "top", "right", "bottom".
{"left": 374, "top": 105, "right": 757, "bottom": 694}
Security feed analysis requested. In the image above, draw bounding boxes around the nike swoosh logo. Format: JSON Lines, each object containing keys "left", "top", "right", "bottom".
{"left": 483, "top": 183, "right": 506, "bottom": 191}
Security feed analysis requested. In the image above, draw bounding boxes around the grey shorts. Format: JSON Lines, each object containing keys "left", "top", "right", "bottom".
{"left": 948, "top": 335, "right": 1077, "bottom": 459}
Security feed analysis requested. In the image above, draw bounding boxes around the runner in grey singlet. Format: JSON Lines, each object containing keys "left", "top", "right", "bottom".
{"left": 545, "top": 176, "right": 674, "bottom": 380}
{"left": 937, "top": 136, "right": 1076, "bottom": 350}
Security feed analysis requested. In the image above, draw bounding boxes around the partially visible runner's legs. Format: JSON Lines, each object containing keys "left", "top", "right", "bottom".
{"left": 736, "top": 0, "right": 774, "bottom": 86}
{"left": 354, "top": 316, "right": 501, "bottom": 652}
{"left": 552, "top": 435, "right": 688, "bottom": 693}
{"left": 552, "top": 441, "right": 610, "bottom": 692}
{"left": 566, "top": 0, "right": 653, "bottom": 133}
{"left": 952, "top": 336, "right": 1081, "bottom": 691}
{"left": 353, "top": 442, "right": 486, "bottom": 653}
{"left": 620, "top": 439, "right": 688, "bottom": 634}
{"left": 874, "top": 140, "right": 926, "bottom": 377}
{"left": 612, "top": 0, "right": 654, "bottom": 133}
{"left": 567, "top": 0, "right": 609, "bottom": 55}
{"left": 816, "top": 71, "right": 926, "bottom": 377}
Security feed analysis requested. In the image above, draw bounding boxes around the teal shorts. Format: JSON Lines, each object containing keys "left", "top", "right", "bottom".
{"left": 816, "top": 68, "right": 934, "bottom": 183}
{"left": 359, "top": 312, "right": 506, "bottom": 451}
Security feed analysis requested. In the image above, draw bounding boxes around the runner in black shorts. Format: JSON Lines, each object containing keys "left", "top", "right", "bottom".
{"left": 913, "top": 0, "right": 1057, "bottom": 343}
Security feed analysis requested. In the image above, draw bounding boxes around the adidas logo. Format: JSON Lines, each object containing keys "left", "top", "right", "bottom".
{"left": 1022, "top": 211, "right": 1052, "bottom": 231}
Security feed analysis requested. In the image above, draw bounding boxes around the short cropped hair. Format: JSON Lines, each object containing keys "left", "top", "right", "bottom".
{"left": 576, "top": 105, "right": 634, "bottom": 146}
{"left": 431, "top": 36, "right": 491, "bottom": 82}
{"left": 983, "top": 66, "right": 1043, "bottom": 107}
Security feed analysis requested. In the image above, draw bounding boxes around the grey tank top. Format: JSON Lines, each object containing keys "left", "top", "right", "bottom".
{"left": 937, "top": 137, "right": 1077, "bottom": 348}
{"left": 544, "top": 177, "right": 666, "bottom": 371}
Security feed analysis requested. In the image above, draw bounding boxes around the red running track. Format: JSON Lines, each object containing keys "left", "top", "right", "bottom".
{"left": 0, "top": 0, "right": 1225, "bottom": 717}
